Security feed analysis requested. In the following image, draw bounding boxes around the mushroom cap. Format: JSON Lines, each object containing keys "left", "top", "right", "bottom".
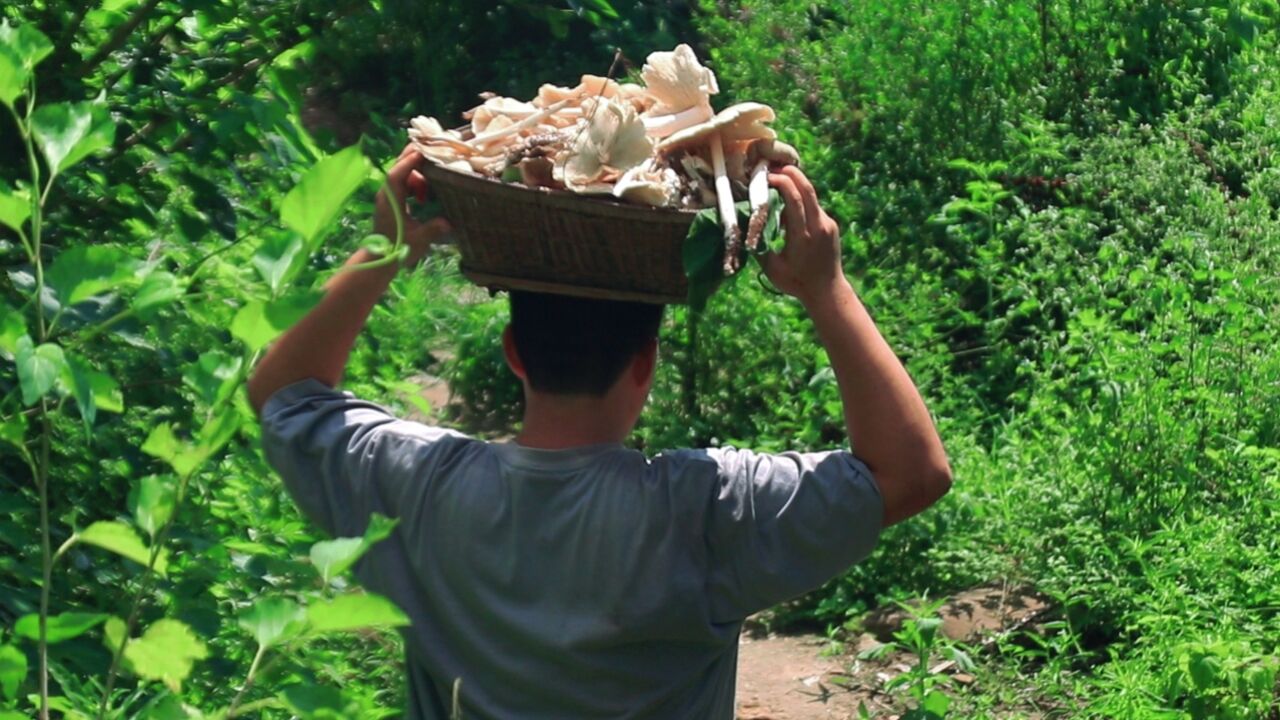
{"left": 642, "top": 43, "right": 719, "bottom": 115}
{"left": 562, "top": 98, "right": 654, "bottom": 192}
{"left": 747, "top": 138, "right": 801, "bottom": 166}
{"left": 656, "top": 102, "right": 777, "bottom": 154}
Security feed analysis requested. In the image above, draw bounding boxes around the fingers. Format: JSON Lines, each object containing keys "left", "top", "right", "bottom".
{"left": 387, "top": 149, "right": 426, "bottom": 190}
{"left": 768, "top": 172, "right": 808, "bottom": 245}
{"left": 405, "top": 217, "right": 454, "bottom": 248}
{"left": 780, "top": 166, "right": 826, "bottom": 236}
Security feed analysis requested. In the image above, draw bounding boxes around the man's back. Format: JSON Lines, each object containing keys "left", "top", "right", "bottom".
{"left": 262, "top": 380, "right": 883, "bottom": 720}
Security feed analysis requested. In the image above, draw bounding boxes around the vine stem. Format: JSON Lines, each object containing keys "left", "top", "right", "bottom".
{"left": 13, "top": 73, "right": 55, "bottom": 720}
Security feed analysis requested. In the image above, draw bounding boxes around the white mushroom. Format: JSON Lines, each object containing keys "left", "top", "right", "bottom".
{"left": 408, "top": 116, "right": 472, "bottom": 163}
{"left": 657, "top": 103, "right": 778, "bottom": 273}
{"left": 640, "top": 44, "right": 720, "bottom": 138}
{"left": 613, "top": 160, "right": 681, "bottom": 207}
{"left": 561, "top": 98, "right": 653, "bottom": 194}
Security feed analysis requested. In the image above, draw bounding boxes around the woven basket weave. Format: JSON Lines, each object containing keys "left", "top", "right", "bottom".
{"left": 423, "top": 163, "right": 697, "bottom": 305}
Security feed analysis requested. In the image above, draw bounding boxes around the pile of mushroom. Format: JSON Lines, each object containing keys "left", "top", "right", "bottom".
{"left": 408, "top": 44, "right": 800, "bottom": 274}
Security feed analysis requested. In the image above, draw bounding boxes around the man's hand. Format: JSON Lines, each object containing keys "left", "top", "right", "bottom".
{"left": 762, "top": 166, "right": 952, "bottom": 527}
{"left": 762, "top": 166, "right": 846, "bottom": 303}
{"left": 374, "top": 146, "right": 452, "bottom": 262}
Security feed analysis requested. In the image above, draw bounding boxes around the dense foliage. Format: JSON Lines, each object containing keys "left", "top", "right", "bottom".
{"left": 1, "top": 0, "right": 1277, "bottom": 718}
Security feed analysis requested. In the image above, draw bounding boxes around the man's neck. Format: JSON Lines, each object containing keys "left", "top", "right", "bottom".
{"left": 514, "top": 393, "right": 633, "bottom": 450}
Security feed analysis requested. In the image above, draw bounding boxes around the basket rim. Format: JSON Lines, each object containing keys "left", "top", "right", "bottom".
{"left": 421, "top": 161, "right": 701, "bottom": 221}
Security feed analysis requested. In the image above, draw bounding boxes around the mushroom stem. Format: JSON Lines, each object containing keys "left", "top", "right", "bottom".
{"left": 748, "top": 159, "right": 770, "bottom": 213}
{"left": 643, "top": 104, "right": 714, "bottom": 138}
{"left": 709, "top": 133, "right": 741, "bottom": 275}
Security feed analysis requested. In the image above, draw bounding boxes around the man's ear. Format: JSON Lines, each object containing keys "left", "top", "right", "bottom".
{"left": 502, "top": 325, "right": 527, "bottom": 381}
{"left": 630, "top": 338, "right": 658, "bottom": 388}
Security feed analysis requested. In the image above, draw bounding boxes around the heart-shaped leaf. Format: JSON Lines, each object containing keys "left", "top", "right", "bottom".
{"left": 238, "top": 597, "right": 306, "bottom": 649}
{"left": 0, "top": 179, "right": 30, "bottom": 234}
{"left": 31, "top": 100, "right": 116, "bottom": 175}
{"left": 305, "top": 593, "right": 409, "bottom": 635}
{"left": 122, "top": 619, "right": 208, "bottom": 692}
{"left": 46, "top": 245, "right": 137, "bottom": 305}
{"left": 280, "top": 145, "right": 372, "bottom": 247}
{"left": 15, "top": 336, "right": 67, "bottom": 406}
{"left": 79, "top": 520, "right": 168, "bottom": 575}
{"left": 0, "top": 644, "right": 28, "bottom": 700}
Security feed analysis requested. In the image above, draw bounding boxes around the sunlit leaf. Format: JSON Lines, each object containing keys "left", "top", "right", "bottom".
{"left": 46, "top": 245, "right": 137, "bottom": 305}
{"left": 231, "top": 291, "right": 323, "bottom": 352}
{"left": 0, "top": 21, "right": 52, "bottom": 107}
{"left": 102, "top": 616, "right": 127, "bottom": 655}
{"left": 280, "top": 145, "right": 372, "bottom": 247}
{"left": 31, "top": 100, "right": 116, "bottom": 175}
{"left": 305, "top": 593, "right": 409, "bottom": 635}
{"left": 238, "top": 597, "right": 306, "bottom": 649}
{"left": 142, "top": 423, "right": 203, "bottom": 479}
{"left": 0, "top": 644, "right": 26, "bottom": 700}
{"left": 0, "top": 21, "right": 53, "bottom": 69}
{"left": 252, "top": 231, "right": 306, "bottom": 293}
{"left": 0, "top": 179, "right": 30, "bottom": 234}
{"left": 129, "top": 475, "right": 176, "bottom": 539}
{"left": 310, "top": 514, "right": 398, "bottom": 583}
{"left": 14, "top": 612, "right": 107, "bottom": 644}
{"left": 122, "top": 619, "right": 208, "bottom": 692}
{"left": 79, "top": 520, "right": 168, "bottom": 575}
{"left": 15, "top": 335, "right": 67, "bottom": 406}
{"left": 132, "top": 271, "right": 183, "bottom": 313}
{"left": 0, "top": 46, "right": 26, "bottom": 107}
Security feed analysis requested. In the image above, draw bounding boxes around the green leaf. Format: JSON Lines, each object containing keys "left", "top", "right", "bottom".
{"left": 920, "top": 690, "right": 950, "bottom": 717}
{"left": 231, "top": 291, "right": 323, "bottom": 352}
{"left": 141, "top": 423, "right": 203, "bottom": 478}
{"left": 0, "top": 21, "right": 52, "bottom": 107}
{"left": 14, "top": 612, "right": 107, "bottom": 644}
{"left": 122, "top": 619, "right": 208, "bottom": 692}
{"left": 132, "top": 271, "right": 183, "bottom": 313}
{"left": 0, "top": 413, "right": 26, "bottom": 454}
{"left": 0, "top": 304, "right": 25, "bottom": 357}
{"left": 682, "top": 209, "right": 724, "bottom": 313}
{"left": 46, "top": 245, "right": 137, "bottom": 305}
{"left": 62, "top": 355, "right": 121, "bottom": 430}
{"left": 79, "top": 520, "right": 167, "bottom": 575}
{"left": 252, "top": 231, "right": 306, "bottom": 293}
{"left": 102, "top": 616, "right": 127, "bottom": 655}
{"left": 310, "top": 514, "right": 398, "bottom": 583}
{"left": 280, "top": 684, "right": 347, "bottom": 719}
{"left": 0, "top": 644, "right": 26, "bottom": 700}
{"left": 0, "top": 21, "right": 53, "bottom": 69}
{"left": 305, "top": 593, "right": 410, "bottom": 635}
{"left": 280, "top": 145, "right": 372, "bottom": 247}
{"left": 0, "top": 46, "right": 26, "bottom": 107}
{"left": 229, "top": 301, "right": 274, "bottom": 352}
{"left": 0, "top": 179, "right": 30, "bottom": 234}
{"left": 238, "top": 597, "right": 306, "bottom": 649}
{"left": 31, "top": 100, "right": 116, "bottom": 175}
{"left": 129, "top": 475, "right": 176, "bottom": 539}
{"left": 15, "top": 336, "right": 67, "bottom": 406}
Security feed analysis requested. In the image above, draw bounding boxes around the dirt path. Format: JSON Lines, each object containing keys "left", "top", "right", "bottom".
{"left": 736, "top": 631, "right": 872, "bottom": 720}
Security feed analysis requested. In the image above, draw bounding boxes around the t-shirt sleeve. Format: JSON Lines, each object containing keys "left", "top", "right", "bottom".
{"left": 702, "top": 446, "right": 884, "bottom": 622}
{"left": 259, "top": 378, "right": 467, "bottom": 538}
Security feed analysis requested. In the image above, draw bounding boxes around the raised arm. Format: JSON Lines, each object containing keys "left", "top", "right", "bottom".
{"left": 764, "top": 167, "right": 951, "bottom": 526}
{"left": 247, "top": 147, "right": 451, "bottom": 413}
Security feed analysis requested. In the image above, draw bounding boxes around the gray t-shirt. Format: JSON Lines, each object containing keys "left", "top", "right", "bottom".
{"left": 261, "top": 379, "right": 883, "bottom": 720}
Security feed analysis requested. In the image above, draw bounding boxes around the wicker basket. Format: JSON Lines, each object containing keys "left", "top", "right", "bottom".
{"left": 423, "top": 162, "right": 698, "bottom": 305}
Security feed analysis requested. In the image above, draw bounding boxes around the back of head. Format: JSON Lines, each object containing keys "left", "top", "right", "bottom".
{"left": 509, "top": 291, "right": 664, "bottom": 397}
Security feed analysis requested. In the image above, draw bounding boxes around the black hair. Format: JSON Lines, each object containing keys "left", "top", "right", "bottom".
{"left": 509, "top": 291, "right": 664, "bottom": 397}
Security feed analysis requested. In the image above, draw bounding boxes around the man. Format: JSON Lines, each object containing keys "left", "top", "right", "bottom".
{"left": 247, "top": 146, "right": 952, "bottom": 719}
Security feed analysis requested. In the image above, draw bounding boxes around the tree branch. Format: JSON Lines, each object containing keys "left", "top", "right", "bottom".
{"left": 78, "top": 0, "right": 165, "bottom": 77}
